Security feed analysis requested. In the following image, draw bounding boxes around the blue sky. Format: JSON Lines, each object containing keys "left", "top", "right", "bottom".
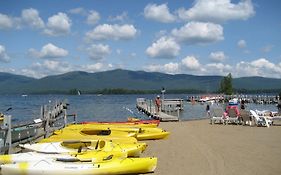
{"left": 0, "top": 0, "right": 281, "bottom": 78}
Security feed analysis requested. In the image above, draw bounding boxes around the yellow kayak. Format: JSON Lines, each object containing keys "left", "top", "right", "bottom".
{"left": 1, "top": 157, "right": 157, "bottom": 175}
{"left": 53, "top": 127, "right": 137, "bottom": 138}
{"left": 136, "top": 127, "right": 170, "bottom": 140}
{"left": 0, "top": 150, "right": 127, "bottom": 165}
{"left": 40, "top": 132, "right": 138, "bottom": 144}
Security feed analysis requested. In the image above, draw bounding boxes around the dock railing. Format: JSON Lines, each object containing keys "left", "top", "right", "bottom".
{"left": 0, "top": 101, "right": 76, "bottom": 154}
{"left": 136, "top": 98, "right": 180, "bottom": 122}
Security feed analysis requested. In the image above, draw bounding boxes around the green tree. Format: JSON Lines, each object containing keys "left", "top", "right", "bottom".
{"left": 219, "top": 73, "right": 233, "bottom": 95}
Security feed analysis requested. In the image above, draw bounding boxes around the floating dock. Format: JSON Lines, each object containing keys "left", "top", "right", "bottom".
{"left": 136, "top": 98, "right": 179, "bottom": 122}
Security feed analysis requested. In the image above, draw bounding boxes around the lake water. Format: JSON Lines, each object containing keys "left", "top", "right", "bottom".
{"left": 0, "top": 94, "right": 278, "bottom": 124}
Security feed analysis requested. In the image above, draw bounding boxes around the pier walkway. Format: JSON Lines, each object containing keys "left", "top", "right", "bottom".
{"left": 136, "top": 98, "right": 179, "bottom": 122}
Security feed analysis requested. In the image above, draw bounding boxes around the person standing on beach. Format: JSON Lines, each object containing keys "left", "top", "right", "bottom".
{"left": 240, "top": 99, "right": 245, "bottom": 110}
{"left": 206, "top": 104, "right": 210, "bottom": 117}
{"left": 155, "top": 95, "right": 161, "bottom": 114}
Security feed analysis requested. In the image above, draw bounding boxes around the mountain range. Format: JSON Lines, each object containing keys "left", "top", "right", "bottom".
{"left": 0, "top": 69, "right": 281, "bottom": 94}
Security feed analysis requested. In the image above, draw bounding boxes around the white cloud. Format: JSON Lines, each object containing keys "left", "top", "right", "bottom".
{"left": 86, "top": 44, "right": 111, "bottom": 60}
{"left": 20, "top": 60, "right": 73, "bottom": 78}
{"left": 144, "top": 62, "right": 180, "bottom": 74}
{"left": 44, "top": 12, "right": 72, "bottom": 36}
{"left": 29, "top": 43, "right": 68, "bottom": 59}
{"left": 172, "top": 22, "right": 224, "bottom": 44}
{"left": 68, "top": 7, "right": 87, "bottom": 16}
{"left": 108, "top": 12, "right": 129, "bottom": 22}
{"left": 144, "top": 3, "right": 176, "bottom": 23}
{"left": 86, "top": 10, "right": 100, "bottom": 25}
{"left": 235, "top": 58, "right": 281, "bottom": 78}
{"left": 21, "top": 8, "right": 44, "bottom": 29}
{"left": 177, "top": 0, "right": 255, "bottom": 23}
{"left": 209, "top": 51, "right": 227, "bottom": 62}
{"left": 146, "top": 37, "right": 180, "bottom": 59}
{"left": 205, "top": 63, "right": 232, "bottom": 75}
{"left": 0, "top": 13, "right": 13, "bottom": 29}
{"left": 80, "top": 63, "right": 113, "bottom": 73}
{"left": 181, "top": 56, "right": 201, "bottom": 70}
{"left": 237, "top": 39, "right": 247, "bottom": 48}
{"left": 85, "top": 24, "right": 137, "bottom": 41}
{"left": 261, "top": 44, "right": 274, "bottom": 53}
{"left": 0, "top": 45, "right": 10, "bottom": 62}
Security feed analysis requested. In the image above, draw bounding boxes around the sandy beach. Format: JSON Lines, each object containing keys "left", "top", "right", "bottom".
{"left": 143, "top": 120, "right": 281, "bottom": 175}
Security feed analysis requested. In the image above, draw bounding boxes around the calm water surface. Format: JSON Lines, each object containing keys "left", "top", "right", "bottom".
{"left": 0, "top": 94, "right": 278, "bottom": 124}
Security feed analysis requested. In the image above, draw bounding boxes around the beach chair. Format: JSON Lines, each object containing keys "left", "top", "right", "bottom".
{"left": 240, "top": 110, "right": 252, "bottom": 126}
{"left": 210, "top": 108, "right": 225, "bottom": 124}
{"left": 249, "top": 110, "right": 272, "bottom": 127}
{"left": 225, "top": 108, "right": 239, "bottom": 124}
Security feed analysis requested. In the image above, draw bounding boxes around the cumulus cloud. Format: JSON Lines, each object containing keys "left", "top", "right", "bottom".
{"left": 181, "top": 56, "right": 201, "bottom": 70}
{"left": 0, "top": 13, "right": 14, "bottom": 29}
{"left": 0, "top": 45, "right": 10, "bottom": 62}
{"left": 144, "top": 3, "right": 176, "bottom": 23}
{"left": 21, "top": 8, "right": 44, "bottom": 29}
{"left": 68, "top": 7, "right": 88, "bottom": 16}
{"left": 19, "top": 60, "right": 73, "bottom": 78}
{"left": 44, "top": 12, "right": 72, "bottom": 36}
{"left": 28, "top": 43, "right": 68, "bottom": 59}
{"left": 237, "top": 39, "right": 247, "bottom": 48}
{"left": 85, "top": 24, "right": 137, "bottom": 41}
{"left": 86, "top": 44, "right": 111, "bottom": 60}
{"left": 86, "top": 10, "right": 100, "bottom": 25}
{"left": 80, "top": 63, "right": 113, "bottom": 73}
{"left": 108, "top": 12, "right": 129, "bottom": 22}
{"left": 205, "top": 63, "right": 232, "bottom": 75}
{"left": 146, "top": 37, "right": 180, "bottom": 59}
{"left": 235, "top": 58, "right": 281, "bottom": 78}
{"left": 209, "top": 51, "right": 227, "bottom": 62}
{"left": 144, "top": 62, "right": 180, "bottom": 74}
{"left": 177, "top": 0, "right": 255, "bottom": 23}
{"left": 172, "top": 22, "right": 224, "bottom": 44}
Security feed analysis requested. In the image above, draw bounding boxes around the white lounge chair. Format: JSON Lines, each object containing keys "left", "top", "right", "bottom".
{"left": 210, "top": 108, "right": 225, "bottom": 124}
{"left": 249, "top": 110, "right": 272, "bottom": 127}
{"left": 240, "top": 110, "right": 252, "bottom": 126}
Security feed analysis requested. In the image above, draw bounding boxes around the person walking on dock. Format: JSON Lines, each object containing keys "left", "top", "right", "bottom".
{"left": 155, "top": 95, "right": 161, "bottom": 114}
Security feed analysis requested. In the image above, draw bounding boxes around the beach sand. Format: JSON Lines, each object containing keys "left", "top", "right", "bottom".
{"left": 143, "top": 120, "right": 281, "bottom": 175}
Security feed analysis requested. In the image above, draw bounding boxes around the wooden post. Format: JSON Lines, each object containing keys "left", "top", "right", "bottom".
{"left": 64, "top": 109, "right": 67, "bottom": 127}
{"left": 177, "top": 108, "right": 180, "bottom": 120}
{"left": 3, "top": 115, "right": 12, "bottom": 154}
{"left": 74, "top": 113, "right": 77, "bottom": 124}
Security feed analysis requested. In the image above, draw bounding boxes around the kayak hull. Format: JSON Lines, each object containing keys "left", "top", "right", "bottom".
{"left": 1, "top": 157, "right": 157, "bottom": 175}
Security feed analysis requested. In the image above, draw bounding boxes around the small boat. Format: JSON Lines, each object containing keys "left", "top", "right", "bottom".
{"left": 136, "top": 127, "right": 170, "bottom": 140}
{"left": 39, "top": 133, "right": 139, "bottom": 144}
{"left": 53, "top": 127, "right": 137, "bottom": 138}
{"left": 1, "top": 157, "right": 157, "bottom": 175}
{"left": 20, "top": 140, "right": 147, "bottom": 157}
{"left": 0, "top": 150, "right": 127, "bottom": 165}
{"left": 82, "top": 119, "right": 160, "bottom": 126}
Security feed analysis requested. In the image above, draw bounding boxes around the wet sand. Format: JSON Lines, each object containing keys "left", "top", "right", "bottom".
{"left": 143, "top": 120, "right": 281, "bottom": 175}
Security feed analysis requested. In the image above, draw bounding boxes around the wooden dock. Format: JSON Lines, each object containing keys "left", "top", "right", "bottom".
{"left": 136, "top": 98, "right": 179, "bottom": 122}
{"left": 0, "top": 101, "right": 76, "bottom": 154}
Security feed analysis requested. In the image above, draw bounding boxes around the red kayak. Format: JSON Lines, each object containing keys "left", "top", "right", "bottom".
{"left": 81, "top": 119, "right": 160, "bottom": 126}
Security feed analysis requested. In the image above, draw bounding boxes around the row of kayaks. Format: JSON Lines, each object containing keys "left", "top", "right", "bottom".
{"left": 0, "top": 119, "right": 167, "bottom": 175}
